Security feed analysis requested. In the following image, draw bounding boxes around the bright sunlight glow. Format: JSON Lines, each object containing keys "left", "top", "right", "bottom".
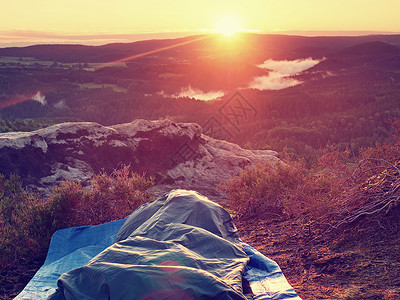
{"left": 214, "top": 14, "right": 242, "bottom": 36}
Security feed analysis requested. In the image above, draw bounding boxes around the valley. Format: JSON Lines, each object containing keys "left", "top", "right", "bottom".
{"left": 2, "top": 33, "right": 400, "bottom": 299}
{"left": 2, "top": 34, "right": 400, "bottom": 163}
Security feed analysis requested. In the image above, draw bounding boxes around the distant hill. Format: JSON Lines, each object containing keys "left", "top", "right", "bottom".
{"left": 311, "top": 41, "right": 400, "bottom": 71}
{"left": 2, "top": 33, "right": 400, "bottom": 63}
{"left": 0, "top": 35, "right": 208, "bottom": 63}
{"left": 338, "top": 40, "right": 400, "bottom": 56}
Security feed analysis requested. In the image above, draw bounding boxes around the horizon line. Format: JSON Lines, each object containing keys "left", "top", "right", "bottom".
{"left": 1, "top": 30, "right": 400, "bottom": 49}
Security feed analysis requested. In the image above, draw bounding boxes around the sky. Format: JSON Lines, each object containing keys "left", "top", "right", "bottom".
{"left": 2, "top": 0, "right": 400, "bottom": 47}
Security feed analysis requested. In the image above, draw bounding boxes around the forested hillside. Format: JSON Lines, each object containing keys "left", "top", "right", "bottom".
{"left": 2, "top": 34, "right": 400, "bottom": 162}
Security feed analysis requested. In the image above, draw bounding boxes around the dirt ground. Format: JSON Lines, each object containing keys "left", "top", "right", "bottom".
{"left": 0, "top": 256, "right": 45, "bottom": 299}
{"left": 235, "top": 205, "right": 400, "bottom": 300}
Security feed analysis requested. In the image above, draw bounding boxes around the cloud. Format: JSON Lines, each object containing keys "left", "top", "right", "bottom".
{"left": 161, "top": 85, "right": 224, "bottom": 101}
{"left": 258, "top": 58, "right": 322, "bottom": 75}
{"left": 54, "top": 100, "right": 65, "bottom": 109}
{"left": 249, "top": 73, "right": 302, "bottom": 91}
{"left": 31, "top": 91, "right": 46, "bottom": 105}
{"left": 249, "top": 57, "right": 322, "bottom": 90}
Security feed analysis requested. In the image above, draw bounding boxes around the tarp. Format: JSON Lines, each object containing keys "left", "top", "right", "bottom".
{"left": 15, "top": 190, "right": 301, "bottom": 300}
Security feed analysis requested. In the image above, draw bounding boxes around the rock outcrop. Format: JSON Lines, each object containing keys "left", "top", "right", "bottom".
{"left": 0, "top": 119, "right": 278, "bottom": 201}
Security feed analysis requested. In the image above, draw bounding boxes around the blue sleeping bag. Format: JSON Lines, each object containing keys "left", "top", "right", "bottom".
{"left": 15, "top": 190, "right": 301, "bottom": 300}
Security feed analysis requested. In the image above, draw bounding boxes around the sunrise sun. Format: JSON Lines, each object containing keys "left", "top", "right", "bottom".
{"left": 214, "top": 14, "right": 242, "bottom": 36}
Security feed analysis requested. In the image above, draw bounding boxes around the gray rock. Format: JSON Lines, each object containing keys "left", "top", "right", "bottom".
{"left": 0, "top": 119, "right": 278, "bottom": 201}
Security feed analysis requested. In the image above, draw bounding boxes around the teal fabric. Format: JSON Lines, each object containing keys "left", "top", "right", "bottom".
{"left": 15, "top": 218, "right": 126, "bottom": 300}
{"left": 49, "top": 190, "right": 249, "bottom": 299}
{"left": 16, "top": 190, "right": 301, "bottom": 300}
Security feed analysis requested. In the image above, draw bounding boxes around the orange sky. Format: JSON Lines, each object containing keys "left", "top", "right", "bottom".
{"left": 2, "top": 0, "right": 400, "bottom": 47}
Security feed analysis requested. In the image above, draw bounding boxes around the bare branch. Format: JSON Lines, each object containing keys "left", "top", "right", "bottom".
{"left": 353, "top": 158, "right": 400, "bottom": 180}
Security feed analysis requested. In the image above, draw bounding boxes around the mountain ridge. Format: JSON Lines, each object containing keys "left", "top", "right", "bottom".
{"left": 3, "top": 33, "right": 400, "bottom": 62}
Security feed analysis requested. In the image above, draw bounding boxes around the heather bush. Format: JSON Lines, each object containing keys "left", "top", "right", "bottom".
{"left": 50, "top": 166, "right": 155, "bottom": 226}
{"left": 221, "top": 157, "right": 307, "bottom": 217}
{"left": 0, "top": 166, "right": 154, "bottom": 267}
{"left": 301, "top": 146, "right": 354, "bottom": 217}
{"left": 332, "top": 120, "right": 400, "bottom": 224}
{"left": 0, "top": 175, "right": 51, "bottom": 267}
{"left": 354, "top": 119, "right": 400, "bottom": 184}
{"left": 222, "top": 147, "right": 354, "bottom": 220}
